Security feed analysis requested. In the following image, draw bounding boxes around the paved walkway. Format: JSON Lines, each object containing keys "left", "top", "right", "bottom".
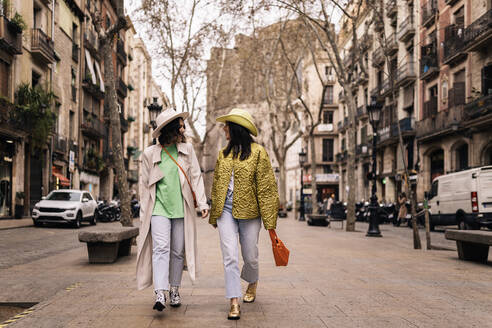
{"left": 2, "top": 214, "right": 492, "bottom": 327}
{"left": 0, "top": 218, "right": 32, "bottom": 231}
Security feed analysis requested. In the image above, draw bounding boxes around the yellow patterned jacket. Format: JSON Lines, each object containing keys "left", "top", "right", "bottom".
{"left": 209, "top": 143, "right": 279, "bottom": 230}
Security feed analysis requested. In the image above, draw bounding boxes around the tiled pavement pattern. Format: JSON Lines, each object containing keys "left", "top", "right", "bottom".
{"left": 2, "top": 215, "right": 491, "bottom": 327}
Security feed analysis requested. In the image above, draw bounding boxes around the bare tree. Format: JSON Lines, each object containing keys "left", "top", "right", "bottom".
{"left": 91, "top": 1, "right": 132, "bottom": 226}
{"left": 136, "top": 0, "right": 241, "bottom": 164}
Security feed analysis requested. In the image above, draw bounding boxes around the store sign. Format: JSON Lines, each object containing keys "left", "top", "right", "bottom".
{"left": 315, "top": 173, "right": 339, "bottom": 183}
{"left": 69, "top": 151, "right": 75, "bottom": 172}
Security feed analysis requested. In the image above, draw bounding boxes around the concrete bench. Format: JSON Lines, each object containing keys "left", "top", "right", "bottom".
{"left": 78, "top": 227, "right": 139, "bottom": 263}
{"left": 445, "top": 230, "right": 492, "bottom": 263}
{"left": 307, "top": 214, "right": 329, "bottom": 227}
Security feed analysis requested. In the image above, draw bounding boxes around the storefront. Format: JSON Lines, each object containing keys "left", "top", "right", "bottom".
{"left": 52, "top": 166, "right": 70, "bottom": 190}
{"left": 0, "top": 136, "right": 14, "bottom": 218}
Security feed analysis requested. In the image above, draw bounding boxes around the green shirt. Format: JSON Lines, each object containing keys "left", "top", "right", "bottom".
{"left": 152, "top": 145, "right": 185, "bottom": 218}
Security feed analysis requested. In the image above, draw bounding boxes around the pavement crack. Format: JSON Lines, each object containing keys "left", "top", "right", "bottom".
{"left": 317, "top": 288, "right": 326, "bottom": 296}
{"left": 318, "top": 315, "right": 330, "bottom": 327}
{"left": 334, "top": 304, "right": 348, "bottom": 317}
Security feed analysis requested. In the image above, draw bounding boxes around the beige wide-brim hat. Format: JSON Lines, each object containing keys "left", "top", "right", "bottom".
{"left": 152, "top": 108, "right": 189, "bottom": 139}
{"left": 216, "top": 108, "right": 258, "bottom": 136}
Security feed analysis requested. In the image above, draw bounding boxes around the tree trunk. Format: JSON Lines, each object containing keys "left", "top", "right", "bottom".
{"left": 101, "top": 40, "right": 132, "bottom": 227}
{"left": 278, "top": 161, "right": 287, "bottom": 207}
{"left": 309, "top": 132, "right": 318, "bottom": 214}
{"left": 346, "top": 97, "right": 357, "bottom": 231}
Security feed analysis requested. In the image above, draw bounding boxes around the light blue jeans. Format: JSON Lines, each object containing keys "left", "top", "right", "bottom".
{"left": 217, "top": 190, "right": 262, "bottom": 299}
{"left": 151, "top": 216, "right": 185, "bottom": 291}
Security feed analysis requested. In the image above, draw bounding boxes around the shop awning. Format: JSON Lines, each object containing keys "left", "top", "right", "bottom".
{"left": 52, "top": 167, "right": 70, "bottom": 186}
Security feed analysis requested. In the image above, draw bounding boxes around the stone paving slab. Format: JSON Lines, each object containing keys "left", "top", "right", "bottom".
{"left": 2, "top": 214, "right": 492, "bottom": 327}
{"left": 0, "top": 218, "right": 32, "bottom": 230}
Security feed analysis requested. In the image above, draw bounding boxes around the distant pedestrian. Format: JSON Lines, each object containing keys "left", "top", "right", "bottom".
{"left": 210, "top": 108, "right": 279, "bottom": 320}
{"left": 397, "top": 192, "right": 407, "bottom": 226}
{"left": 136, "top": 108, "right": 209, "bottom": 312}
{"left": 327, "top": 193, "right": 335, "bottom": 215}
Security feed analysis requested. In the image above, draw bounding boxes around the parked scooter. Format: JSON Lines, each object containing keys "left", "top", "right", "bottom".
{"left": 110, "top": 199, "right": 121, "bottom": 221}
{"left": 355, "top": 201, "right": 366, "bottom": 222}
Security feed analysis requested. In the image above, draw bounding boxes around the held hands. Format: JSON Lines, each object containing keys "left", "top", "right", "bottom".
{"left": 201, "top": 209, "right": 209, "bottom": 219}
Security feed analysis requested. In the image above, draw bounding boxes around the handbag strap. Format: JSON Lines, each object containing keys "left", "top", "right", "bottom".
{"left": 161, "top": 145, "right": 197, "bottom": 201}
{"left": 269, "top": 229, "right": 279, "bottom": 244}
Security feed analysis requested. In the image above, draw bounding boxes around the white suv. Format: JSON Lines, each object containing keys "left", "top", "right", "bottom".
{"left": 32, "top": 190, "right": 98, "bottom": 228}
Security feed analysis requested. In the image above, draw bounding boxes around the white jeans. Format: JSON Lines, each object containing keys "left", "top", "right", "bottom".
{"left": 217, "top": 190, "right": 262, "bottom": 299}
{"left": 151, "top": 216, "right": 185, "bottom": 291}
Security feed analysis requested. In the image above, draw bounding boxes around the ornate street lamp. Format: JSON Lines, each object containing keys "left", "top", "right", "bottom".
{"left": 366, "top": 96, "right": 383, "bottom": 237}
{"left": 147, "top": 100, "right": 163, "bottom": 144}
{"left": 298, "top": 149, "right": 307, "bottom": 221}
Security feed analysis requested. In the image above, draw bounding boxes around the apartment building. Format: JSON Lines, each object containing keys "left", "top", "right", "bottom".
{"left": 336, "top": 0, "right": 492, "bottom": 203}
{"left": 416, "top": 0, "right": 492, "bottom": 199}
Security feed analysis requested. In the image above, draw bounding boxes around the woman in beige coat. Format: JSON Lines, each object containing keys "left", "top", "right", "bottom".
{"left": 136, "top": 108, "right": 209, "bottom": 312}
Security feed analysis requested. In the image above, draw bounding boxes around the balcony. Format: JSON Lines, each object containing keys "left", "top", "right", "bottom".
{"left": 72, "top": 42, "right": 79, "bottom": 62}
{"left": 53, "top": 134, "right": 67, "bottom": 155}
{"left": 398, "top": 15, "right": 415, "bottom": 43}
{"left": 448, "top": 82, "right": 466, "bottom": 109}
{"left": 416, "top": 104, "right": 464, "bottom": 140}
{"left": 395, "top": 61, "right": 416, "bottom": 87}
{"left": 443, "top": 25, "right": 466, "bottom": 65}
{"left": 84, "top": 29, "right": 99, "bottom": 57}
{"left": 464, "top": 94, "right": 492, "bottom": 120}
{"left": 423, "top": 96, "right": 438, "bottom": 119}
{"left": 386, "top": 0, "right": 397, "bottom": 18}
{"left": 357, "top": 106, "right": 367, "bottom": 118}
{"left": 128, "top": 169, "right": 138, "bottom": 183}
{"left": 372, "top": 47, "right": 384, "bottom": 67}
{"left": 81, "top": 117, "right": 106, "bottom": 138}
{"left": 117, "top": 40, "right": 127, "bottom": 66}
{"left": 82, "top": 79, "right": 105, "bottom": 100}
{"left": 31, "top": 28, "right": 55, "bottom": 64}
{"left": 117, "top": 78, "right": 128, "bottom": 98}
{"left": 0, "top": 15, "right": 22, "bottom": 55}
{"left": 120, "top": 114, "right": 129, "bottom": 133}
{"left": 463, "top": 9, "right": 492, "bottom": 52}
{"left": 381, "top": 78, "right": 394, "bottom": 97}
{"left": 390, "top": 117, "right": 414, "bottom": 137}
{"left": 420, "top": 42, "right": 439, "bottom": 80}
{"left": 385, "top": 32, "right": 398, "bottom": 56}
{"left": 421, "top": 0, "right": 438, "bottom": 28}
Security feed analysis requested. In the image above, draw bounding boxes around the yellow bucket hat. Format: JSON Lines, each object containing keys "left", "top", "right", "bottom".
{"left": 216, "top": 108, "right": 258, "bottom": 136}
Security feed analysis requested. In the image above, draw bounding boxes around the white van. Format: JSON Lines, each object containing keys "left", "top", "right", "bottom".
{"left": 427, "top": 166, "right": 492, "bottom": 230}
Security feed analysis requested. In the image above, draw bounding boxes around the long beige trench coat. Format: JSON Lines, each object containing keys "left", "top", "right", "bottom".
{"left": 136, "top": 143, "right": 208, "bottom": 290}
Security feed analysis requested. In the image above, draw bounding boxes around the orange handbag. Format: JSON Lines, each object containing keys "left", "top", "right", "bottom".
{"left": 269, "top": 230, "right": 290, "bottom": 266}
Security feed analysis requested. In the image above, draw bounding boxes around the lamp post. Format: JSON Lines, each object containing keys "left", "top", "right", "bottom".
{"left": 366, "top": 96, "right": 383, "bottom": 237}
{"left": 298, "top": 149, "right": 307, "bottom": 221}
{"left": 147, "top": 100, "right": 163, "bottom": 144}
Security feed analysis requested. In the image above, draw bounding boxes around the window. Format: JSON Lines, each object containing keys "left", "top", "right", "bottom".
{"left": 71, "top": 67, "right": 77, "bottom": 102}
{"left": 430, "top": 180, "right": 438, "bottom": 199}
{"left": 323, "top": 165, "right": 332, "bottom": 173}
{"left": 84, "top": 193, "right": 94, "bottom": 200}
{"left": 32, "top": 71, "right": 41, "bottom": 87}
{"left": 323, "top": 86, "right": 334, "bottom": 104}
{"left": 72, "top": 23, "right": 78, "bottom": 42}
{"left": 0, "top": 59, "right": 9, "bottom": 97}
{"left": 69, "top": 111, "right": 75, "bottom": 140}
{"left": 322, "top": 139, "right": 334, "bottom": 162}
{"left": 361, "top": 125, "right": 368, "bottom": 144}
{"left": 322, "top": 111, "right": 333, "bottom": 124}
{"left": 341, "top": 138, "right": 346, "bottom": 151}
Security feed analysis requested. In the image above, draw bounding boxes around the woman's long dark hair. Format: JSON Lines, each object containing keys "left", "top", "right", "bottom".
{"left": 223, "top": 121, "right": 254, "bottom": 161}
{"left": 158, "top": 118, "right": 185, "bottom": 146}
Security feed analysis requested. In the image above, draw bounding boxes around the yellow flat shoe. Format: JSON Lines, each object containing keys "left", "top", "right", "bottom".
{"left": 243, "top": 282, "right": 257, "bottom": 303}
{"left": 228, "top": 304, "right": 240, "bottom": 320}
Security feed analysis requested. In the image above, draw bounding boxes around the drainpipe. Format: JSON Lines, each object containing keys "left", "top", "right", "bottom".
{"left": 48, "top": 0, "right": 55, "bottom": 194}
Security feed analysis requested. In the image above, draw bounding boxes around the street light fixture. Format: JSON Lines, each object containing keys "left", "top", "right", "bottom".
{"left": 147, "top": 100, "right": 163, "bottom": 144}
{"left": 366, "top": 96, "right": 383, "bottom": 237}
{"left": 298, "top": 149, "right": 307, "bottom": 221}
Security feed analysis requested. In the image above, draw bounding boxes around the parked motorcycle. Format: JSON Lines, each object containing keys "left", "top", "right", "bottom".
{"left": 355, "top": 201, "right": 367, "bottom": 222}
{"left": 96, "top": 201, "right": 116, "bottom": 222}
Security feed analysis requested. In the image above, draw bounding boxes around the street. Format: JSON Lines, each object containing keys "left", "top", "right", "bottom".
{"left": 0, "top": 214, "right": 491, "bottom": 327}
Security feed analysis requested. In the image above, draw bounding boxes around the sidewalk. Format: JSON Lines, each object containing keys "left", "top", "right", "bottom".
{"left": 0, "top": 218, "right": 32, "bottom": 230}
{"left": 2, "top": 214, "right": 492, "bottom": 327}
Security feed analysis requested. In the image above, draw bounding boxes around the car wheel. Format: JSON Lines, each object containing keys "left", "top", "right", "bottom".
{"left": 73, "top": 212, "right": 82, "bottom": 229}
{"left": 90, "top": 211, "right": 97, "bottom": 225}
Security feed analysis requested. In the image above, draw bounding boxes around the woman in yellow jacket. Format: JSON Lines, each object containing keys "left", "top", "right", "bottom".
{"left": 210, "top": 108, "right": 279, "bottom": 320}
